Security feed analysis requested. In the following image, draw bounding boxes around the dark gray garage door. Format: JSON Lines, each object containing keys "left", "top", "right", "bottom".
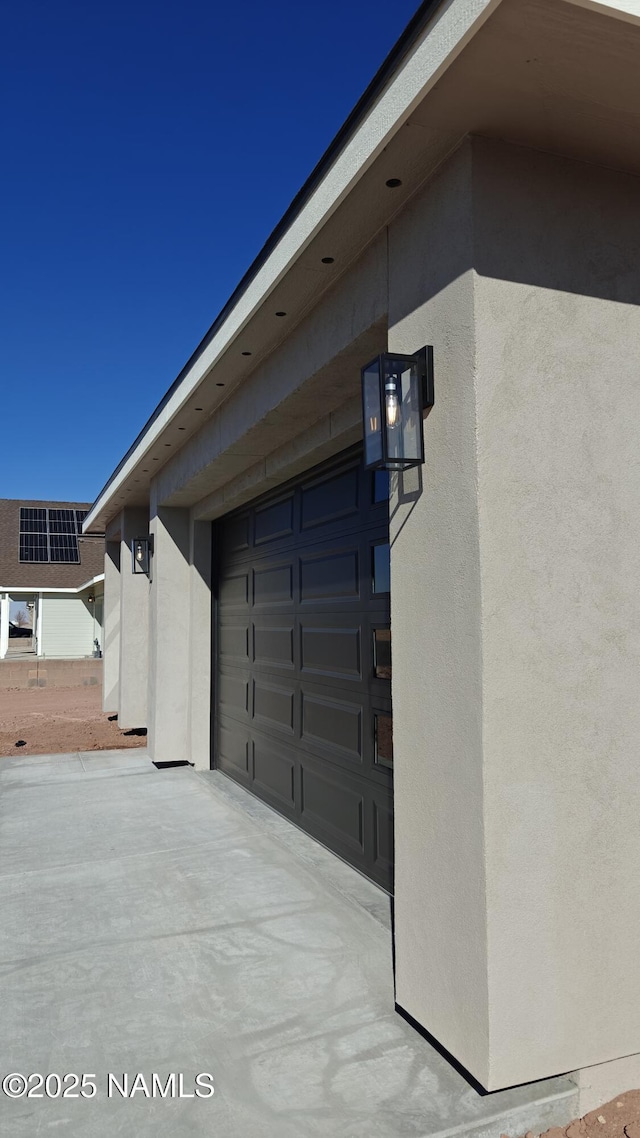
{"left": 214, "top": 448, "right": 393, "bottom": 891}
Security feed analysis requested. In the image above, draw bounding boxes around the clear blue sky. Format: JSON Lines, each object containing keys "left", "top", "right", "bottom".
{"left": 1, "top": 0, "right": 419, "bottom": 503}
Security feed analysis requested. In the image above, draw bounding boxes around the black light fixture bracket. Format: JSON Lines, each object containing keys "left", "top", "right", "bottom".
{"left": 415, "top": 345, "right": 435, "bottom": 414}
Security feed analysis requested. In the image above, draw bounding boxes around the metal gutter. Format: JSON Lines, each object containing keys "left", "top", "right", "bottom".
{"left": 1, "top": 574, "right": 106, "bottom": 595}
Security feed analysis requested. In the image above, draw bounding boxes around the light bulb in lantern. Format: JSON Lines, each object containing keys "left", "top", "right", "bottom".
{"left": 385, "top": 381, "right": 400, "bottom": 429}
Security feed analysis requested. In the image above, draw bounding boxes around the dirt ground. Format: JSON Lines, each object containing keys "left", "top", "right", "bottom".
{"left": 515, "top": 1092, "right": 640, "bottom": 1138}
{"left": 0, "top": 685, "right": 147, "bottom": 756}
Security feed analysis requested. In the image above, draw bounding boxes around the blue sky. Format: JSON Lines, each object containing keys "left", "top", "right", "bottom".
{"left": 1, "top": 0, "right": 418, "bottom": 503}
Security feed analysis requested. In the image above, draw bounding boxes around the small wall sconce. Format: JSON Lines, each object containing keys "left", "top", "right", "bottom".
{"left": 87, "top": 594, "right": 95, "bottom": 604}
{"left": 361, "top": 346, "right": 434, "bottom": 470}
{"left": 131, "top": 536, "right": 153, "bottom": 575}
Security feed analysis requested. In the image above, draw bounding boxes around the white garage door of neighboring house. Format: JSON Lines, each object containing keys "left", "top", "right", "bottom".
{"left": 39, "top": 596, "right": 95, "bottom": 658}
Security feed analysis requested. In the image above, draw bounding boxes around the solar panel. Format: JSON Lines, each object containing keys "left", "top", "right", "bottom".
{"left": 49, "top": 532, "right": 80, "bottom": 563}
{"left": 19, "top": 507, "right": 83, "bottom": 563}
{"left": 19, "top": 507, "right": 47, "bottom": 533}
{"left": 19, "top": 533, "right": 49, "bottom": 562}
{"left": 49, "top": 508, "right": 77, "bottom": 534}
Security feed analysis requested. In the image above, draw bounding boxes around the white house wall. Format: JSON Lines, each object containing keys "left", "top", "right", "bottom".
{"left": 39, "top": 594, "right": 99, "bottom": 659}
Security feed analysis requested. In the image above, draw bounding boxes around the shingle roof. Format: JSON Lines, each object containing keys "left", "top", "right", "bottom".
{"left": 0, "top": 499, "right": 104, "bottom": 589}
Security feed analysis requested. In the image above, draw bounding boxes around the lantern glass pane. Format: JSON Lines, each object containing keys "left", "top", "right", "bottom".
{"left": 362, "top": 360, "right": 383, "bottom": 468}
{"left": 383, "top": 356, "right": 422, "bottom": 468}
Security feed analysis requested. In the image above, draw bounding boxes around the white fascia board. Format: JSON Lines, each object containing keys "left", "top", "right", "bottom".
{"left": 1, "top": 574, "right": 105, "bottom": 595}
{"left": 562, "top": 0, "right": 640, "bottom": 24}
{"left": 83, "top": 0, "right": 502, "bottom": 534}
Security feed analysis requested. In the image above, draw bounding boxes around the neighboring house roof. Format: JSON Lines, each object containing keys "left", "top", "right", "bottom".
{"left": 0, "top": 499, "right": 105, "bottom": 589}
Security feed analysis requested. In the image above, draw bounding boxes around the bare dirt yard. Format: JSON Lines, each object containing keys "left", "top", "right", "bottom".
{"left": 0, "top": 685, "right": 147, "bottom": 756}
{"left": 515, "top": 1092, "right": 640, "bottom": 1138}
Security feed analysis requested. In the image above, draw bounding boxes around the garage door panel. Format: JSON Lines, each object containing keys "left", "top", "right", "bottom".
{"left": 215, "top": 446, "right": 393, "bottom": 892}
{"left": 219, "top": 512, "right": 250, "bottom": 555}
{"left": 301, "top": 464, "right": 360, "bottom": 533}
{"left": 217, "top": 670, "right": 250, "bottom": 720}
{"left": 252, "top": 738, "right": 296, "bottom": 811}
{"left": 253, "top": 562, "right": 294, "bottom": 607}
{"left": 300, "top": 619, "right": 361, "bottom": 682}
{"left": 254, "top": 494, "right": 295, "bottom": 546}
{"left": 300, "top": 764, "right": 365, "bottom": 855}
{"left": 218, "top": 719, "right": 251, "bottom": 777}
{"left": 218, "top": 623, "right": 250, "bottom": 664}
{"left": 301, "top": 691, "right": 362, "bottom": 763}
{"left": 373, "top": 798, "right": 394, "bottom": 880}
{"left": 299, "top": 548, "right": 360, "bottom": 603}
{"left": 218, "top": 570, "right": 249, "bottom": 609}
{"left": 253, "top": 620, "right": 295, "bottom": 670}
{"left": 253, "top": 678, "right": 296, "bottom": 735}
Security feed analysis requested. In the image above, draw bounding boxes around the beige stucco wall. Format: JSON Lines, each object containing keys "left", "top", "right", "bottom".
{"left": 118, "top": 508, "right": 150, "bottom": 730}
{"left": 147, "top": 503, "right": 191, "bottom": 762}
{"left": 388, "top": 141, "right": 491, "bottom": 1084}
{"left": 473, "top": 139, "right": 640, "bottom": 1087}
{"left": 102, "top": 540, "right": 120, "bottom": 712}
{"left": 188, "top": 517, "right": 212, "bottom": 770}
{"left": 391, "top": 135, "right": 640, "bottom": 1090}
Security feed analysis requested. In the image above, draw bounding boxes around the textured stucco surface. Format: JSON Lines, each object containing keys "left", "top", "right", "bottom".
{"left": 147, "top": 505, "right": 191, "bottom": 762}
{"left": 390, "top": 135, "right": 640, "bottom": 1090}
{"left": 473, "top": 139, "right": 640, "bottom": 1087}
{"left": 188, "top": 518, "right": 212, "bottom": 770}
{"left": 118, "top": 508, "right": 150, "bottom": 730}
{"left": 102, "top": 541, "right": 120, "bottom": 713}
{"left": 388, "top": 142, "right": 491, "bottom": 1086}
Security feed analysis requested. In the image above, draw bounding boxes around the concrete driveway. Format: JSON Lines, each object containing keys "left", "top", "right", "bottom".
{"left": 0, "top": 751, "right": 578, "bottom": 1136}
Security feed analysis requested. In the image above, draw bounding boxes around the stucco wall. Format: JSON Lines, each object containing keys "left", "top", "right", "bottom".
{"left": 147, "top": 503, "right": 191, "bottom": 762}
{"left": 103, "top": 540, "right": 120, "bottom": 712}
{"left": 188, "top": 517, "right": 212, "bottom": 770}
{"left": 118, "top": 508, "right": 150, "bottom": 730}
{"left": 388, "top": 141, "right": 491, "bottom": 1085}
{"left": 391, "top": 135, "right": 640, "bottom": 1090}
{"left": 473, "top": 139, "right": 640, "bottom": 1087}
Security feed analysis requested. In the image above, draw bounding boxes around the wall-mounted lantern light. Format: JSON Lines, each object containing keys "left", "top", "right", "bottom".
{"left": 131, "top": 536, "right": 153, "bottom": 575}
{"left": 361, "top": 346, "right": 434, "bottom": 470}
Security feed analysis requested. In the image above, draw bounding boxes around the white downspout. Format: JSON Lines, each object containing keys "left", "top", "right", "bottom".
{"left": 0, "top": 594, "right": 10, "bottom": 660}
{"left": 36, "top": 594, "right": 43, "bottom": 657}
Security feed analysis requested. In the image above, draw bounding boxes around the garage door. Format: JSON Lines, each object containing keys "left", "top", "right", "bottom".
{"left": 214, "top": 448, "right": 393, "bottom": 891}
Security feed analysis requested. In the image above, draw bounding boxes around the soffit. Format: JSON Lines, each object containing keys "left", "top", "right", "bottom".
{"left": 85, "top": 0, "right": 640, "bottom": 531}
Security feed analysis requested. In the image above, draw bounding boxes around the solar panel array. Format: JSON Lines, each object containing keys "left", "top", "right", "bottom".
{"left": 19, "top": 508, "right": 88, "bottom": 563}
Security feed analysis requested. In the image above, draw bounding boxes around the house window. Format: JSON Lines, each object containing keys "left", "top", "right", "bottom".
{"left": 19, "top": 508, "right": 87, "bottom": 563}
